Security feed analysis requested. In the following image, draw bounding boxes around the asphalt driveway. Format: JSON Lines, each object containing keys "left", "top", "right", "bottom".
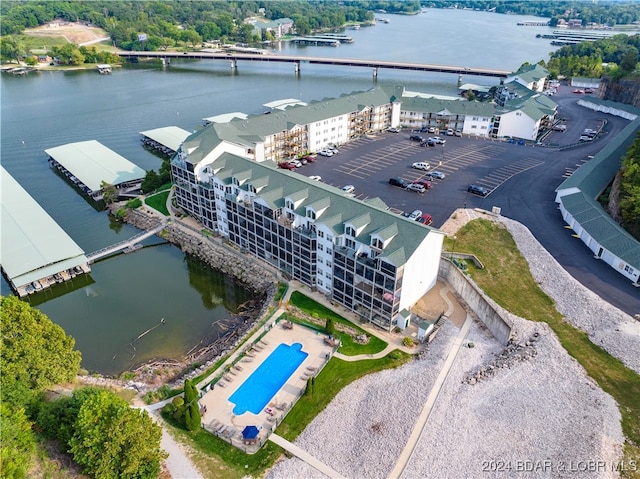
{"left": 294, "top": 86, "right": 640, "bottom": 316}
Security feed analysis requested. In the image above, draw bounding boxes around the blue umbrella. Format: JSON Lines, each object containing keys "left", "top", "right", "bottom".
{"left": 242, "top": 425, "right": 259, "bottom": 440}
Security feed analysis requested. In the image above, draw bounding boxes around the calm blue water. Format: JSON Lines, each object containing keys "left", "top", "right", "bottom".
{"left": 229, "top": 343, "right": 308, "bottom": 415}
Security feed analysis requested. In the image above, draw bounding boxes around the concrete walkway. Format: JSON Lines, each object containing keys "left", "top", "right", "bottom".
{"left": 269, "top": 434, "right": 346, "bottom": 479}
{"left": 387, "top": 314, "right": 473, "bottom": 479}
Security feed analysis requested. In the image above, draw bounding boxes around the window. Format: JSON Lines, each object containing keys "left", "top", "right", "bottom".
{"left": 318, "top": 244, "right": 324, "bottom": 251}
{"left": 371, "top": 238, "right": 383, "bottom": 249}
{"left": 317, "top": 279, "right": 323, "bottom": 286}
{"left": 327, "top": 235, "right": 333, "bottom": 242}
{"left": 325, "top": 272, "right": 332, "bottom": 279}
{"left": 624, "top": 265, "right": 635, "bottom": 274}
{"left": 345, "top": 226, "right": 356, "bottom": 237}
{"left": 285, "top": 199, "right": 294, "bottom": 209}
{"left": 327, "top": 248, "right": 332, "bottom": 255}
{"left": 318, "top": 231, "right": 324, "bottom": 238}
{"left": 345, "top": 238, "right": 356, "bottom": 249}
{"left": 326, "top": 260, "right": 332, "bottom": 267}
{"left": 307, "top": 209, "right": 316, "bottom": 220}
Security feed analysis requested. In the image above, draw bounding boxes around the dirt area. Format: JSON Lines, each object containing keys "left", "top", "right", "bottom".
{"left": 24, "top": 21, "right": 110, "bottom": 46}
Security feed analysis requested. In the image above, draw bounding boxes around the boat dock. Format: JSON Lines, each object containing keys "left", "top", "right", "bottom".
{"left": 140, "top": 126, "right": 192, "bottom": 156}
{"left": 1, "top": 167, "right": 91, "bottom": 298}
{"left": 45, "top": 140, "right": 145, "bottom": 201}
{"left": 537, "top": 30, "right": 617, "bottom": 45}
{"left": 97, "top": 64, "right": 112, "bottom": 74}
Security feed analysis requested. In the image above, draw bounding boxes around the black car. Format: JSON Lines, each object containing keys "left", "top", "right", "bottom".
{"left": 410, "top": 135, "right": 424, "bottom": 142}
{"left": 389, "top": 177, "right": 409, "bottom": 188}
{"left": 467, "top": 184, "right": 489, "bottom": 196}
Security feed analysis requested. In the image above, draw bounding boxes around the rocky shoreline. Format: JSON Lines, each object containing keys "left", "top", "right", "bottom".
{"left": 97, "top": 203, "right": 279, "bottom": 389}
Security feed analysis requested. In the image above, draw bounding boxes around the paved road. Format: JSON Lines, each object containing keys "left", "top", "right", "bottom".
{"left": 298, "top": 87, "right": 639, "bottom": 316}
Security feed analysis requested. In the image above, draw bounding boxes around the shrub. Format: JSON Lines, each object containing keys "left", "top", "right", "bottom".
{"left": 402, "top": 336, "right": 415, "bottom": 347}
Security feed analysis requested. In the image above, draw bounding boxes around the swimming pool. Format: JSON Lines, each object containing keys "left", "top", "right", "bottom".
{"left": 229, "top": 342, "right": 308, "bottom": 415}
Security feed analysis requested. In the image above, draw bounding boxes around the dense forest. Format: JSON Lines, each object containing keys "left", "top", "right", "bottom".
{"left": 0, "top": 296, "right": 165, "bottom": 478}
{"left": 614, "top": 133, "right": 640, "bottom": 239}
{"left": 2, "top": 1, "right": 639, "bottom": 51}
{"left": 545, "top": 34, "right": 640, "bottom": 78}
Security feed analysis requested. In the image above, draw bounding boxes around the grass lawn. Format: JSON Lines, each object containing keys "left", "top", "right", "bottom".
{"left": 288, "top": 291, "right": 388, "bottom": 355}
{"left": 449, "top": 219, "right": 640, "bottom": 478}
{"left": 145, "top": 190, "right": 171, "bottom": 216}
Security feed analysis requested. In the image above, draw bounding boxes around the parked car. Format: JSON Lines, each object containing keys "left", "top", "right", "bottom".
{"left": 408, "top": 209, "right": 423, "bottom": 220}
{"left": 573, "top": 89, "right": 585, "bottom": 94}
{"left": 579, "top": 135, "right": 594, "bottom": 142}
{"left": 341, "top": 185, "right": 355, "bottom": 194}
{"left": 406, "top": 183, "right": 426, "bottom": 193}
{"left": 410, "top": 135, "right": 424, "bottom": 142}
{"left": 278, "top": 161, "right": 296, "bottom": 170}
{"left": 552, "top": 124, "right": 567, "bottom": 132}
{"left": 388, "top": 127, "right": 400, "bottom": 133}
{"left": 585, "top": 88, "right": 594, "bottom": 94}
{"left": 289, "top": 159, "right": 302, "bottom": 168}
{"left": 303, "top": 154, "right": 317, "bottom": 162}
{"left": 414, "top": 179, "right": 432, "bottom": 189}
{"left": 308, "top": 175, "right": 322, "bottom": 181}
{"left": 389, "top": 177, "right": 409, "bottom": 188}
{"left": 427, "top": 126, "right": 436, "bottom": 133}
{"left": 454, "top": 130, "right": 462, "bottom": 137}
{"left": 317, "top": 150, "right": 333, "bottom": 157}
{"left": 430, "top": 136, "right": 446, "bottom": 145}
{"left": 411, "top": 161, "right": 431, "bottom": 171}
{"left": 446, "top": 128, "right": 454, "bottom": 136}
{"left": 417, "top": 213, "right": 433, "bottom": 225}
{"left": 467, "top": 184, "right": 489, "bottom": 196}
{"left": 428, "top": 171, "right": 446, "bottom": 180}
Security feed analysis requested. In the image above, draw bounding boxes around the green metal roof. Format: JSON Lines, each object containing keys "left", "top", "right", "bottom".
{"left": 208, "top": 152, "right": 443, "bottom": 267}
{"left": 0, "top": 167, "right": 87, "bottom": 288}
{"left": 399, "top": 95, "right": 495, "bottom": 117}
{"left": 44, "top": 140, "right": 145, "bottom": 192}
{"left": 510, "top": 63, "right": 549, "bottom": 83}
{"left": 139, "top": 126, "right": 191, "bottom": 152}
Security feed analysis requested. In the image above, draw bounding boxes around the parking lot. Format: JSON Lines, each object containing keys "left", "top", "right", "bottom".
{"left": 294, "top": 131, "right": 551, "bottom": 227}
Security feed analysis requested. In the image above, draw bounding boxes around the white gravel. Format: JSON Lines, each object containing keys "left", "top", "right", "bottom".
{"left": 266, "top": 212, "right": 629, "bottom": 479}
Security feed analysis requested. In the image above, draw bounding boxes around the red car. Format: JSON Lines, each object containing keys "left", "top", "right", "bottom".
{"left": 573, "top": 89, "right": 585, "bottom": 94}
{"left": 417, "top": 213, "right": 433, "bottom": 225}
{"left": 303, "top": 154, "right": 317, "bottom": 163}
{"left": 278, "top": 161, "right": 296, "bottom": 170}
{"left": 414, "top": 179, "right": 432, "bottom": 189}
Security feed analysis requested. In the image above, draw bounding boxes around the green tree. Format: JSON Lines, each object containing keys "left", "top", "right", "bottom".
{"left": 0, "top": 35, "right": 25, "bottom": 63}
{"left": 0, "top": 296, "right": 81, "bottom": 407}
{"left": 325, "top": 317, "right": 335, "bottom": 336}
{"left": 183, "top": 379, "right": 201, "bottom": 431}
{"left": 68, "top": 388, "right": 164, "bottom": 479}
{"left": 0, "top": 402, "right": 36, "bottom": 479}
{"left": 100, "top": 180, "right": 118, "bottom": 204}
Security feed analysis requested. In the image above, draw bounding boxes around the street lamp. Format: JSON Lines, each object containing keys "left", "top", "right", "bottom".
{"left": 451, "top": 235, "right": 457, "bottom": 261}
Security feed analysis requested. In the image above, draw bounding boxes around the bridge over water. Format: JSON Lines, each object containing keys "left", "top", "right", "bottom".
{"left": 86, "top": 221, "right": 168, "bottom": 264}
{"left": 117, "top": 51, "right": 510, "bottom": 78}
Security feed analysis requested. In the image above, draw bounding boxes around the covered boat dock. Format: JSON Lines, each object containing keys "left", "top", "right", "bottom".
{"left": 1, "top": 167, "right": 90, "bottom": 297}
{"left": 140, "top": 126, "right": 192, "bottom": 156}
{"left": 45, "top": 140, "right": 145, "bottom": 201}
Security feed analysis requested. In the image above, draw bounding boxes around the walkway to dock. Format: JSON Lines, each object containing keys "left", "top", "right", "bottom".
{"left": 86, "top": 220, "right": 168, "bottom": 263}
{"left": 269, "top": 434, "right": 347, "bottom": 479}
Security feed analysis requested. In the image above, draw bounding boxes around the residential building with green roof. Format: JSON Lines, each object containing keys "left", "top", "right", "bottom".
{"left": 172, "top": 148, "right": 444, "bottom": 331}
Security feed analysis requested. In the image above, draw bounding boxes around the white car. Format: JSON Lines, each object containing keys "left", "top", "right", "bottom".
{"left": 406, "top": 183, "right": 426, "bottom": 194}
{"left": 388, "top": 127, "right": 400, "bottom": 133}
{"left": 317, "top": 150, "right": 333, "bottom": 157}
{"left": 408, "top": 209, "right": 423, "bottom": 220}
{"left": 309, "top": 175, "right": 322, "bottom": 181}
{"left": 289, "top": 159, "right": 302, "bottom": 168}
{"left": 341, "top": 185, "right": 355, "bottom": 194}
{"left": 428, "top": 171, "right": 446, "bottom": 180}
{"left": 430, "top": 136, "right": 446, "bottom": 145}
{"left": 411, "top": 162, "right": 431, "bottom": 171}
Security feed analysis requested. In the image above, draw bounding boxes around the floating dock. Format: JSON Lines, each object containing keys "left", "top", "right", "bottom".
{"left": 0, "top": 167, "right": 90, "bottom": 298}
{"left": 140, "top": 126, "right": 191, "bottom": 155}
{"left": 45, "top": 140, "right": 145, "bottom": 201}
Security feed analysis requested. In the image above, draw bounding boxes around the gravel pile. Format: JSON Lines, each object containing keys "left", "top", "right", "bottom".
{"left": 267, "top": 213, "right": 628, "bottom": 479}
{"left": 501, "top": 217, "right": 640, "bottom": 375}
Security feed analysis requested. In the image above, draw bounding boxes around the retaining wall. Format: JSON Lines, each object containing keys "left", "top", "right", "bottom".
{"left": 439, "top": 258, "right": 513, "bottom": 345}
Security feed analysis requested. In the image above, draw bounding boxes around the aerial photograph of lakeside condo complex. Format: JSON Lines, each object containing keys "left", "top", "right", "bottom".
{"left": 1, "top": 1, "right": 640, "bottom": 478}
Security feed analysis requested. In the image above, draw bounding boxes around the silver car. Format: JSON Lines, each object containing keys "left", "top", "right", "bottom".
{"left": 406, "top": 183, "right": 426, "bottom": 194}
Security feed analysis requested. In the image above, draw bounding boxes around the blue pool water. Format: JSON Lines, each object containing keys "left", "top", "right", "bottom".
{"left": 230, "top": 342, "right": 309, "bottom": 415}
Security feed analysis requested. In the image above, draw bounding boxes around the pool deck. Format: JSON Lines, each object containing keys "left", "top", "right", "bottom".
{"left": 199, "top": 321, "right": 335, "bottom": 446}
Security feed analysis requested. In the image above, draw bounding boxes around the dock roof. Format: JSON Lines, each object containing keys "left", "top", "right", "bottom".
{"left": 140, "top": 126, "right": 192, "bottom": 153}
{"left": 0, "top": 167, "right": 87, "bottom": 288}
{"left": 44, "top": 140, "right": 145, "bottom": 192}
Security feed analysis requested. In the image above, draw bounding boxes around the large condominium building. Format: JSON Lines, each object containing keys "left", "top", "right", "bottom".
{"left": 171, "top": 82, "right": 555, "bottom": 329}
{"left": 172, "top": 150, "right": 444, "bottom": 331}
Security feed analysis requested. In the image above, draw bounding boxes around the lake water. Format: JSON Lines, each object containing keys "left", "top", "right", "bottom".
{"left": 0, "top": 8, "right": 560, "bottom": 375}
